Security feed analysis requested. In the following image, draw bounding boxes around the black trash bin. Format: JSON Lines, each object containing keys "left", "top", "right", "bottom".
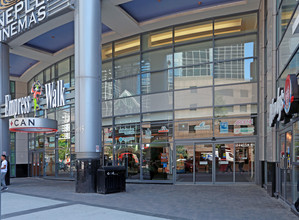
{"left": 97, "top": 166, "right": 126, "bottom": 194}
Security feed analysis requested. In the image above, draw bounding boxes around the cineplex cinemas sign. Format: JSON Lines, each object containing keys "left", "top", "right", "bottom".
{"left": 4, "top": 80, "right": 65, "bottom": 117}
{"left": 0, "top": 0, "right": 68, "bottom": 42}
{"left": 269, "top": 74, "right": 299, "bottom": 127}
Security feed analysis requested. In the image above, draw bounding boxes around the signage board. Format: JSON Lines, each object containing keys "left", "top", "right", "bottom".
{"left": 4, "top": 80, "right": 66, "bottom": 118}
{"left": 269, "top": 74, "right": 299, "bottom": 127}
{"left": 220, "top": 122, "right": 228, "bottom": 134}
{"left": 158, "top": 126, "right": 169, "bottom": 133}
{"left": 234, "top": 119, "right": 253, "bottom": 126}
{"left": 194, "top": 122, "right": 210, "bottom": 130}
{"left": 9, "top": 117, "right": 57, "bottom": 133}
{"left": 0, "top": 0, "right": 71, "bottom": 42}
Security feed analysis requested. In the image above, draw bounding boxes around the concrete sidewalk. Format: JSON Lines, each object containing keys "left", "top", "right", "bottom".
{"left": 1, "top": 178, "right": 298, "bottom": 220}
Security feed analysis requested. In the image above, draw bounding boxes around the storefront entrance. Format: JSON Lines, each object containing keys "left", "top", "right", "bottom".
{"left": 30, "top": 151, "right": 44, "bottom": 177}
{"left": 175, "top": 141, "right": 255, "bottom": 183}
{"left": 279, "top": 130, "right": 293, "bottom": 204}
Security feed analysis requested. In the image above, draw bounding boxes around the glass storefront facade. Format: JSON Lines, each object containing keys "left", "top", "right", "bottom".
{"left": 27, "top": 12, "right": 258, "bottom": 182}
{"left": 275, "top": 0, "right": 299, "bottom": 206}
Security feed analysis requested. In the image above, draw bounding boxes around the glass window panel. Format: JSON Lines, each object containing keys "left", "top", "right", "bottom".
{"left": 174, "top": 41, "right": 213, "bottom": 67}
{"left": 102, "top": 43, "right": 112, "bottom": 60}
{"left": 142, "top": 28, "right": 172, "bottom": 50}
{"left": 114, "top": 96, "right": 140, "bottom": 116}
{"left": 214, "top": 35, "right": 257, "bottom": 61}
{"left": 174, "top": 64, "right": 213, "bottom": 89}
{"left": 103, "top": 101, "right": 112, "bottom": 117}
{"left": 58, "top": 74, "right": 70, "bottom": 89}
{"left": 278, "top": 7, "right": 299, "bottom": 73}
{"left": 278, "top": 0, "right": 298, "bottom": 41}
{"left": 141, "top": 48, "right": 173, "bottom": 72}
{"left": 103, "top": 118, "right": 113, "bottom": 126}
{"left": 214, "top": 58, "right": 257, "bottom": 85}
{"left": 45, "top": 68, "right": 51, "bottom": 82}
{"left": 36, "top": 72, "right": 44, "bottom": 83}
{"left": 175, "top": 87, "right": 213, "bottom": 109}
{"left": 175, "top": 21, "right": 213, "bottom": 43}
{"left": 102, "top": 81, "right": 113, "bottom": 100}
{"left": 115, "top": 124, "right": 140, "bottom": 144}
{"left": 143, "top": 112, "right": 173, "bottom": 122}
{"left": 142, "top": 122, "right": 173, "bottom": 143}
{"left": 114, "top": 55, "right": 140, "bottom": 78}
{"left": 215, "top": 104, "right": 258, "bottom": 117}
{"left": 175, "top": 120, "right": 213, "bottom": 139}
{"left": 114, "top": 36, "right": 140, "bottom": 57}
{"left": 142, "top": 143, "right": 173, "bottom": 180}
{"left": 114, "top": 76, "right": 140, "bottom": 98}
{"left": 142, "top": 92, "right": 173, "bottom": 112}
{"left": 141, "top": 70, "right": 173, "bottom": 94}
{"left": 175, "top": 108, "right": 213, "bottom": 120}
{"left": 115, "top": 115, "right": 140, "bottom": 124}
{"left": 115, "top": 144, "right": 140, "bottom": 179}
{"left": 56, "top": 108, "right": 71, "bottom": 124}
{"left": 57, "top": 58, "right": 70, "bottom": 76}
{"left": 215, "top": 83, "right": 257, "bottom": 106}
{"left": 293, "top": 122, "right": 299, "bottom": 163}
{"left": 71, "top": 71, "right": 75, "bottom": 87}
{"left": 278, "top": 49, "right": 299, "bottom": 88}
{"left": 102, "top": 62, "right": 113, "bottom": 81}
{"left": 214, "top": 117, "right": 257, "bottom": 137}
{"left": 70, "top": 56, "right": 74, "bottom": 71}
{"left": 214, "top": 13, "right": 257, "bottom": 37}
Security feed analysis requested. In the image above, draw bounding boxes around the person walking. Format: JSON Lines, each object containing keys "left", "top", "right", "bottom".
{"left": 1, "top": 155, "right": 8, "bottom": 191}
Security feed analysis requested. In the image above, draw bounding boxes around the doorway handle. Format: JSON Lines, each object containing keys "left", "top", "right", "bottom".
{"left": 172, "top": 166, "right": 175, "bottom": 169}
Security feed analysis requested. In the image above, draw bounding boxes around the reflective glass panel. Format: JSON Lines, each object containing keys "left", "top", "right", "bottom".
{"left": 214, "top": 59, "right": 257, "bottom": 85}
{"left": 174, "top": 64, "right": 213, "bottom": 89}
{"left": 114, "top": 96, "right": 141, "bottom": 116}
{"left": 114, "top": 36, "right": 140, "bottom": 57}
{"left": 175, "top": 21, "right": 213, "bottom": 43}
{"left": 102, "top": 62, "right": 113, "bottom": 81}
{"left": 102, "top": 43, "right": 112, "bottom": 60}
{"left": 114, "top": 75, "right": 140, "bottom": 98}
{"left": 102, "top": 81, "right": 113, "bottom": 100}
{"left": 142, "top": 28, "right": 173, "bottom": 50}
{"left": 214, "top": 83, "right": 258, "bottom": 106}
{"left": 141, "top": 48, "right": 173, "bottom": 72}
{"left": 141, "top": 70, "right": 173, "bottom": 94}
{"left": 114, "top": 55, "right": 140, "bottom": 78}
{"left": 175, "top": 87, "right": 213, "bottom": 109}
{"left": 142, "top": 92, "right": 173, "bottom": 112}
{"left": 214, "top": 13, "right": 257, "bottom": 37}
{"left": 214, "top": 35, "right": 257, "bottom": 61}
{"left": 174, "top": 41, "right": 213, "bottom": 67}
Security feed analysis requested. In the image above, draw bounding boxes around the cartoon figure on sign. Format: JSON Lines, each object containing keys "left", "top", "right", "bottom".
{"left": 31, "top": 81, "right": 42, "bottom": 115}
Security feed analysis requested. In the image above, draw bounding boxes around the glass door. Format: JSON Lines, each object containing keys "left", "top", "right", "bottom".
{"left": 31, "top": 151, "right": 44, "bottom": 177}
{"left": 279, "top": 130, "right": 293, "bottom": 204}
{"left": 175, "top": 143, "right": 194, "bottom": 183}
{"left": 195, "top": 144, "right": 213, "bottom": 183}
{"left": 215, "top": 143, "right": 234, "bottom": 182}
{"left": 235, "top": 142, "right": 255, "bottom": 182}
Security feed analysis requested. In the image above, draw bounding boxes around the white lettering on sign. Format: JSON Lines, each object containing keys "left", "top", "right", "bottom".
{"left": 45, "top": 80, "right": 66, "bottom": 109}
{"left": 0, "top": 0, "right": 67, "bottom": 42}
{"left": 4, "top": 80, "right": 65, "bottom": 118}
{"left": 5, "top": 94, "right": 31, "bottom": 117}
{"left": 269, "top": 88, "right": 285, "bottom": 127}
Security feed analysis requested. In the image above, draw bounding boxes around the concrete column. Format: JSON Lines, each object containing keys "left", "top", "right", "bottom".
{"left": 74, "top": 0, "right": 102, "bottom": 193}
{"left": 0, "top": 43, "right": 10, "bottom": 157}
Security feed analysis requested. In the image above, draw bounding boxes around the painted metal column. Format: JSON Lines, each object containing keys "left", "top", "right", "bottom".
{"left": 74, "top": 0, "right": 102, "bottom": 192}
{"left": 0, "top": 43, "right": 10, "bottom": 209}
{"left": 0, "top": 43, "right": 10, "bottom": 159}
